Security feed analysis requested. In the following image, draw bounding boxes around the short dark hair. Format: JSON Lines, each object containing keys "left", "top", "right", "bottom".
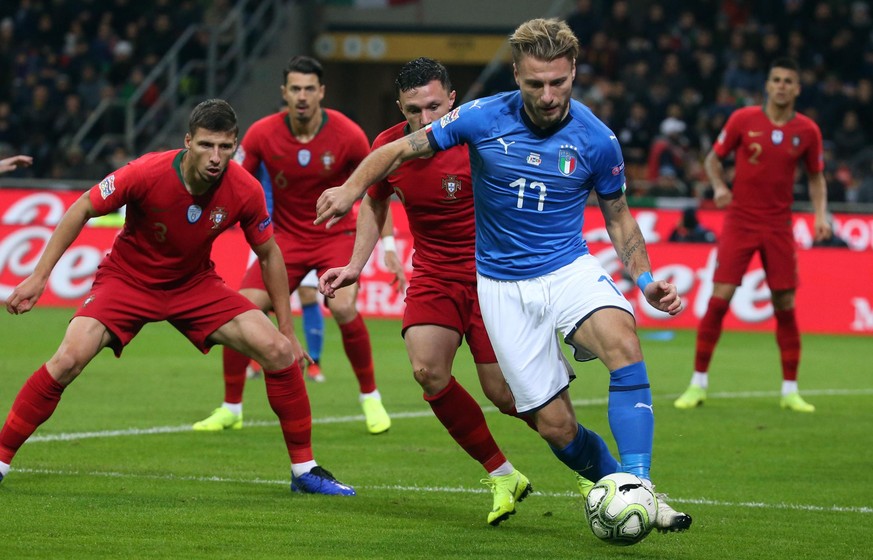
{"left": 283, "top": 55, "right": 324, "bottom": 84}
{"left": 770, "top": 57, "right": 799, "bottom": 74}
{"left": 188, "top": 98, "right": 238, "bottom": 136}
{"left": 394, "top": 57, "right": 452, "bottom": 98}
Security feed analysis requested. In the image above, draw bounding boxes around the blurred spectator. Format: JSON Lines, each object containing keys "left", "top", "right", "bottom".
{"left": 76, "top": 63, "right": 108, "bottom": 112}
{"left": 0, "top": 100, "right": 22, "bottom": 148}
{"left": 724, "top": 49, "right": 766, "bottom": 102}
{"left": 566, "top": 0, "right": 601, "bottom": 48}
{"left": 617, "top": 101, "right": 654, "bottom": 182}
{"left": 646, "top": 117, "right": 691, "bottom": 196}
{"left": 669, "top": 207, "right": 716, "bottom": 243}
{"left": 52, "top": 93, "right": 87, "bottom": 150}
{"left": 832, "top": 110, "right": 867, "bottom": 162}
{"left": 107, "top": 40, "right": 134, "bottom": 87}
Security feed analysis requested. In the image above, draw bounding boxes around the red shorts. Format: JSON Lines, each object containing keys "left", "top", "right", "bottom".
{"left": 714, "top": 226, "right": 797, "bottom": 291}
{"left": 240, "top": 232, "right": 355, "bottom": 292}
{"left": 402, "top": 274, "right": 497, "bottom": 364}
{"left": 74, "top": 265, "right": 258, "bottom": 356}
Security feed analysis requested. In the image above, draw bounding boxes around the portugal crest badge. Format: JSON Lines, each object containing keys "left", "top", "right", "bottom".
{"left": 442, "top": 175, "right": 461, "bottom": 199}
{"left": 209, "top": 207, "right": 228, "bottom": 230}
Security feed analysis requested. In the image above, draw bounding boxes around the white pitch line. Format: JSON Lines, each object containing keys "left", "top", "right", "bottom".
{"left": 25, "top": 387, "right": 873, "bottom": 445}
{"left": 13, "top": 467, "right": 873, "bottom": 515}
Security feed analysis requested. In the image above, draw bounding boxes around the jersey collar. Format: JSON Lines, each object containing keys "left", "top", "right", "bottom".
{"left": 519, "top": 105, "right": 573, "bottom": 138}
{"left": 285, "top": 109, "right": 329, "bottom": 139}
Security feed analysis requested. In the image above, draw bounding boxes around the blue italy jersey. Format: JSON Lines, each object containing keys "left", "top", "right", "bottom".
{"left": 426, "top": 91, "right": 626, "bottom": 280}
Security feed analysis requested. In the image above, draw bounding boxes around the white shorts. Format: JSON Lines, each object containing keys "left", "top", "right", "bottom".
{"left": 477, "top": 254, "right": 634, "bottom": 413}
{"left": 300, "top": 269, "right": 318, "bottom": 289}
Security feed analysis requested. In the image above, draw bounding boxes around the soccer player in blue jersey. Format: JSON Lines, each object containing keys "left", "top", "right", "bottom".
{"left": 316, "top": 18, "right": 692, "bottom": 532}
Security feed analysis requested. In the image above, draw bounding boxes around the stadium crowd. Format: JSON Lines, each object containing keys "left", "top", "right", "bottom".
{"left": 1, "top": 0, "right": 873, "bottom": 205}
{"left": 0, "top": 0, "right": 229, "bottom": 179}
{"left": 559, "top": 0, "right": 873, "bottom": 203}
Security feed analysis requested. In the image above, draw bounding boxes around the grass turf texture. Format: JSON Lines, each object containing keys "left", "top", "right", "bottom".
{"left": 1, "top": 308, "right": 871, "bottom": 559}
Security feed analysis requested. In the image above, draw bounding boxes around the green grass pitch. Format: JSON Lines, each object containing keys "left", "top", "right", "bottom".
{"left": 1, "top": 308, "right": 871, "bottom": 559}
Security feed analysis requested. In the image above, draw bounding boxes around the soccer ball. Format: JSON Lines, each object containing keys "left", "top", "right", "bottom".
{"left": 584, "top": 472, "right": 658, "bottom": 546}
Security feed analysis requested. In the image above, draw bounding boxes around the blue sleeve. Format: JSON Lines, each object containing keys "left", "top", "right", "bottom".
{"left": 426, "top": 101, "right": 485, "bottom": 152}
{"left": 591, "top": 129, "right": 626, "bottom": 200}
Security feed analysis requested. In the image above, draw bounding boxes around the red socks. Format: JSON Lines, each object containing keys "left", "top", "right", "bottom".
{"left": 339, "top": 314, "right": 377, "bottom": 394}
{"left": 775, "top": 308, "right": 800, "bottom": 381}
{"left": 264, "top": 363, "right": 313, "bottom": 465}
{"left": 221, "top": 347, "right": 249, "bottom": 404}
{"left": 424, "top": 376, "right": 506, "bottom": 473}
{"left": 0, "top": 365, "right": 65, "bottom": 464}
{"left": 694, "top": 296, "right": 730, "bottom": 372}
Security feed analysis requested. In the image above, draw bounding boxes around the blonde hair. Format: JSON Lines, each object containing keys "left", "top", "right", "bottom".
{"left": 509, "top": 18, "right": 579, "bottom": 66}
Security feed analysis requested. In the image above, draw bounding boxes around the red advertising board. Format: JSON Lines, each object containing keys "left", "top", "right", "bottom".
{"left": 2, "top": 188, "right": 871, "bottom": 334}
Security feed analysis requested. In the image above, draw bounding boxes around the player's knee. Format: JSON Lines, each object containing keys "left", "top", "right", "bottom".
{"left": 534, "top": 401, "right": 577, "bottom": 447}
{"left": 600, "top": 332, "right": 644, "bottom": 368}
{"left": 412, "top": 366, "right": 450, "bottom": 395}
{"left": 537, "top": 419, "right": 577, "bottom": 448}
{"left": 257, "top": 335, "right": 294, "bottom": 370}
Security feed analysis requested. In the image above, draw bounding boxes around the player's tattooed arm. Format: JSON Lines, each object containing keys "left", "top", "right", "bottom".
{"left": 405, "top": 128, "right": 433, "bottom": 155}
{"left": 598, "top": 193, "right": 652, "bottom": 277}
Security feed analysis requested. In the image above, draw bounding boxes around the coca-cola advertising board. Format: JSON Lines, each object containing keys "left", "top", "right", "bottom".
{"left": 1, "top": 188, "right": 871, "bottom": 334}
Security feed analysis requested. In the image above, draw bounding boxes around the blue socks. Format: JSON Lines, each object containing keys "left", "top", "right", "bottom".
{"left": 550, "top": 423, "right": 620, "bottom": 481}
{"left": 607, "top": 361, "right": 653, "bottom": 480}
{"left": 301, "top": 302, "right": 324, "bottom": 363}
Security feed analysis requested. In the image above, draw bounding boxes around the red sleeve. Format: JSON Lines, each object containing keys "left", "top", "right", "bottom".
{"left": 88, "top": 161, "right": 141, "bottom": 214}
{"left": 713, "top": 110, "right": 743, "bottom": 159}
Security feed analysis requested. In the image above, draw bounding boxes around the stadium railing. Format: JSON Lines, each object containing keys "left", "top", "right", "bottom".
{"left": 69, "top": 0, "right": 293, "bottom": 165}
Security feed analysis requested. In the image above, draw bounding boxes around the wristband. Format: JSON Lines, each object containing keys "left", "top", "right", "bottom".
{"left": 381, "top": 235, "right": 396, "bottom": 252}
{"left": 636, "top": 271, "right": 654, "bottom": 292}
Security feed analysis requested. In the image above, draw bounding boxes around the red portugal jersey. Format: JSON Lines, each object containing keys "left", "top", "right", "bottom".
{"left": 89, "top": 150, "right": 273, "bottom": 288}
{"left": 369, "top": 121, "right": 475, "bottom": 281}
{"left": 714, "top": 106, "right": 823, "bottom": 228}
{"left": 235, "top": 109, "right": 370, "bottom": 248}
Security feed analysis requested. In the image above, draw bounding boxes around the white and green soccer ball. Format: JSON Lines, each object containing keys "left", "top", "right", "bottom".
{"left": 584, "top": 472, "right": 658, "bottom": 546}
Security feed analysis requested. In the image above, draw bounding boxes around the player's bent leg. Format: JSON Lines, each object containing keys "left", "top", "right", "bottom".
{"left": 199, "top": 310, "right": 296, "bottom": 431}
{"left": 0, "top": 318, "right": 112, "bottom": 481}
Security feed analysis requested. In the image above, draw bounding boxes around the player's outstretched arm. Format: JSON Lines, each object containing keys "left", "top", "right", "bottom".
{"left": 314, "top": 127, "right": 435, "bottom": 228}
{"left": 5, "top": 192, "right": 96, "bottom": 315}
{"left": 0, "top": 154, "right": 33, "bottom": 174}
{"left": 598, "top": 193, "right": 682, "bottom": 316}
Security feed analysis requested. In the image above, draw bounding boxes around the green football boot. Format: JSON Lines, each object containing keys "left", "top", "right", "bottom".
{"left": 192, "top": 407, "right": 243, "bottom": 431}
{"left": 483, "top": 469, "right": 532, "bottom": 526}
